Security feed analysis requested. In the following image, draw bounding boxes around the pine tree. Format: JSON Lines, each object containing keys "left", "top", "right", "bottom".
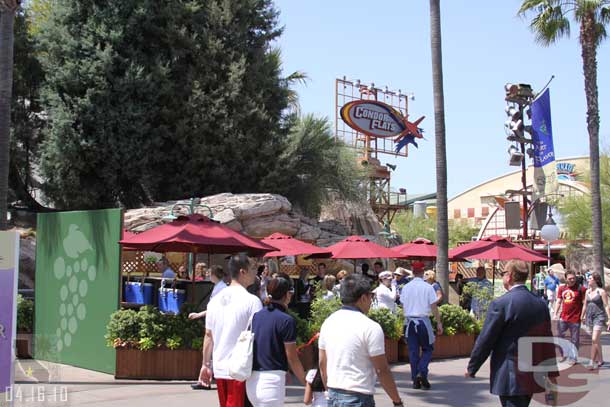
{"left": 9, "top": 7, "right": 46, "bottom": 210}
{"left": 38, "top": 0, "right": 290, "bottom": 209}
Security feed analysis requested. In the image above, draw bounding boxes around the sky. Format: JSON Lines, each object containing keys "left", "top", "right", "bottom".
{"left": 273, "top": 0, "right": 609, "bottom": 199}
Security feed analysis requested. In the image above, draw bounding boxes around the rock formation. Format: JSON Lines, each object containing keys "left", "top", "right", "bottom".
{"left": 123, "top": 193, "right": 387, "bottom": 248}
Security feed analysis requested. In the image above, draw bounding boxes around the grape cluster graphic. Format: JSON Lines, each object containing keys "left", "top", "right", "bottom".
{"left": 52, "top": 225, "right": 95, "bottom": 352}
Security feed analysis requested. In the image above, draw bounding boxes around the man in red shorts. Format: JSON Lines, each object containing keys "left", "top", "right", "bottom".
{"left": 200, "top": 254, "right": 262, "bottom": 406}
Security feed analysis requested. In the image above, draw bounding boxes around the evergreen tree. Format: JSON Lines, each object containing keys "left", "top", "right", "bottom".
{"left": 9, "top": 6, "right": 46, "bottom": 210}
{"left": 38, "top": 0, "right": 291, "bottom": 209}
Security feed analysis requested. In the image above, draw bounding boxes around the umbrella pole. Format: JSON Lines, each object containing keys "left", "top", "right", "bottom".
{"left": 492, "top": 259, "right": 495, "bottom": 291}
{"left": 191, "top": 249, "right": 197, "bottom": 303}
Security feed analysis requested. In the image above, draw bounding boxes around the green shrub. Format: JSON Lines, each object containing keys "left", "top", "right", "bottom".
{"left": 367, "top": 308, "right": 402, "bottom": 340}
{"left": 137, "top": 306, "right": 167, "bottom": 344}
{"left": 431, "top": 304, "right": 479, "bottom": 336}
{"left": 105, "top": 309, "right": 140, "bottom": 347}
{"left": 286, "top": 309, "right": 312, "bottom": 345}
{"left": 191, "top": 337, "right": 203, "bottom": 350}
{"left": 309, "top": 296, "right": 342, "bottom": 335}
{"left": 17, "top": 295, "right": 34, "bottom": 333}
{"left": 462, "top": 281, "right": 494, "bottom": 321}
{"left": 166, "top": 335, "right": 182, "bottom": 350}
{"left": 138, "top": 337, "right": 155, "bottom": 351}
{"left": 106, "top": 305, "right": 205, "bottom": 350}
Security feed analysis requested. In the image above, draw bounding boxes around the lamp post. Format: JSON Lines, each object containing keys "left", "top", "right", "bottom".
{"left": 540, "top": 208, "right": 560, "bottom": 268}
{"left": 163, "top": 197, "right": 213, "bottom": 221}
{"left": 162, "top": 198, "right": 214, "bottom": 277}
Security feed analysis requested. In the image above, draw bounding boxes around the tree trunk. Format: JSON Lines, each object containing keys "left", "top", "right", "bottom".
{"left": 0, "top": 4, "right": 17, "bottom": 230}
{"left": 430, "top": 0, "right": 449, "bottom": 299}
{"left": 580, "top": 12, "right": 604, "bottom": 281}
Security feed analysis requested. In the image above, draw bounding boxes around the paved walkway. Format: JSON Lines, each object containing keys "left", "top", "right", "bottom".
{"left": 6, "top": 333, "right": 610, "bottom": 407}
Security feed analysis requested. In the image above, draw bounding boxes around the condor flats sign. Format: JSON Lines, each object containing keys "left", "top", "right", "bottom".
{"left": 340, "top": 100, "right": 406, "bottom": 138}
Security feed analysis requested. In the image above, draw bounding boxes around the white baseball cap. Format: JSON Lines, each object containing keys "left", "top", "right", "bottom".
{"left": 379, "top": 271, "right": 393, "bottom": 280}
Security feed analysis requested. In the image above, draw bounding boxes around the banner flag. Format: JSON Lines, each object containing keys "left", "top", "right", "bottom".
{"left": 531, "top": 88, "right": 557, "bottom": 200}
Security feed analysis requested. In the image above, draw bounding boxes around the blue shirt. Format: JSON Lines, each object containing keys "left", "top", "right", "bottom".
{"left": 544, "top": 275, "right": 560, "bottom": 291}
{"left": 252, "top": 303, "right": 297, "bottom": 372}
{"left": 161, "top": 268, "right": 176, "bottom": 279}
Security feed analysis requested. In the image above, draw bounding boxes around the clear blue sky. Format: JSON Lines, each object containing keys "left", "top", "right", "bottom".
{"left": 273, "top": 0, "right": 609, "bottom": 198}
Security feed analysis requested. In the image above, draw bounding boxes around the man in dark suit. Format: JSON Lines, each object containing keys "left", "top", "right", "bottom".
{"left": 465, "top": 260, "right": 557, "bottom": 407}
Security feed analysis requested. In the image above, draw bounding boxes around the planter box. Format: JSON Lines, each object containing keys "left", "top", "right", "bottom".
{"left": 16, "top": 333, "right": 33, "bottom": 359}
{"left": 397, "top": 333, "right": 476, "bottom": 361}
{"left": 384, "top": 338, "right": 399, "bottom": 364}
{"left": 433, "top": 333, "right": 475, "bottom": 359}
{"left": 115, "top": 348, "right": 202, "bottom": 380}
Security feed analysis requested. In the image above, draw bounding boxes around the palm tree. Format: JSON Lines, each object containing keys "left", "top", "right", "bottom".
{"left": 0, "top": 0, "right": 20, "bottom": 230}
{"left": 430, "top": 0, "right": 449, "bottom": 299}
{"left": 519, "top": 0, "right": 609, "bottom": 278}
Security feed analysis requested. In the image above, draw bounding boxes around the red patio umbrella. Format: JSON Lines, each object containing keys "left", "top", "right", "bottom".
{"left": 326, "top": 235, "right": 405, "bottom": 259}
{"left": 119, "top": 214, "right": 276, "bottom": 256}
{"left": 391, "top": 238, "right": 438, "bottom": 259}
{"left": 261, "top": 233, "right": 332, "bottom": 258}
{"left": 448, "top": 235, "right": 548, "bottom": 262}
{"left": 123, "top": 229, "right": 137, "bottom": 239}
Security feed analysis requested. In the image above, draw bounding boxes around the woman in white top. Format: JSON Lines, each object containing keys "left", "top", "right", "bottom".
{"left": 373, "top": 271, "right": 397, "bottom": 312}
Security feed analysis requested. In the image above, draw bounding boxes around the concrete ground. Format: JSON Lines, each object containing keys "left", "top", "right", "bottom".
{"left": 5, "top": 332, "right": 610, "bottom": 407}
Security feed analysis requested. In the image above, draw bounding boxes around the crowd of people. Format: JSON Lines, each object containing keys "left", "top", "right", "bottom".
{"left": 182, "top": 254, "right": 608, "bottom": 407}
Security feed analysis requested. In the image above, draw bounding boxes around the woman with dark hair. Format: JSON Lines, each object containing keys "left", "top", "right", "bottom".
{"left": 246, "top": 273, "right": 306, "bottom": 406}
{"left": 581, "top": 271, "right": 610, "bottom": 369}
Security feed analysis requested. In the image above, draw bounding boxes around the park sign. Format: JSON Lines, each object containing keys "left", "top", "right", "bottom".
{"left": 0, "top": 231, "right": 19, "bottom": 404}
{"left": 340, "top": 100, "right": 408, "bottom": 138}
{"left": 340, "top": 100, "right": 425, "bottom": 154}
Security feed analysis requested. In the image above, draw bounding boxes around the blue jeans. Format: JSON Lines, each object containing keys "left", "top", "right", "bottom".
{"left": 328, "top": 389, "right": 375, "bottom": 407}
{"left": 406, "top": 319, "right": 434, "bottom": 381}
{"left": 558, "top": 320, "right": 580, "bottom": 361}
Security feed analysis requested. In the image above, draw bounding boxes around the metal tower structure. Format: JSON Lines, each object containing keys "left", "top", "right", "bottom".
{"left": 335, "top": 77, "right": 414, "bottom": 224}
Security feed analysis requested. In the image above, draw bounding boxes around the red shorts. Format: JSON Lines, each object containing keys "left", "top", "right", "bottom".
{"left": 216, "top": 378, "right": 246, "bottom": 407}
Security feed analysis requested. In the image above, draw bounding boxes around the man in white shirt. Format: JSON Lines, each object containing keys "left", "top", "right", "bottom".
{"left": 199, "top": 253, "right": 262, "bottom": 407}
{"left": 319, "top": 274, "right": 403, "bottom": 407}
{"left": 399, "top": 261, "right": 443, "bottom": 390}
{"left": 373, "top": 271, "right": 397, "bottom": 312}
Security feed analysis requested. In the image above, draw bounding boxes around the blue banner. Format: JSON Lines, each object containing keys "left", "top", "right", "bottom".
{"left": 531, "top": 89, "right": 555, "bottom": 167}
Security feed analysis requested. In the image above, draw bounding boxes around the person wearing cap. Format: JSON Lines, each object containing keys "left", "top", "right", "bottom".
{"left": 373, "top": 271, "right": 397, "bottom": 312}
{"left": 399, "top": 261, "right": 443, "bottom": 390}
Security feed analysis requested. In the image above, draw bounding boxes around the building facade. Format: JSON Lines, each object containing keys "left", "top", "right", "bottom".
{"left": 448, "top": 157, "right": 590, "bottom": 239}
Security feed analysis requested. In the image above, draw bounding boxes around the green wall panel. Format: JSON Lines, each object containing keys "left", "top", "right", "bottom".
{"left": 35, "top": 209, "right": 121, "bottom": 374}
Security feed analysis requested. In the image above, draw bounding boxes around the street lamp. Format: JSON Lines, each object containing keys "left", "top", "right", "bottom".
{"left": 162, "top": 197, "right": 213, "bottom": 221}
{"left": 162, "top": 198, "right": 214, "bottom": 277}
{"left": 540, "top": 208, "right": 560, "bottom": 268}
